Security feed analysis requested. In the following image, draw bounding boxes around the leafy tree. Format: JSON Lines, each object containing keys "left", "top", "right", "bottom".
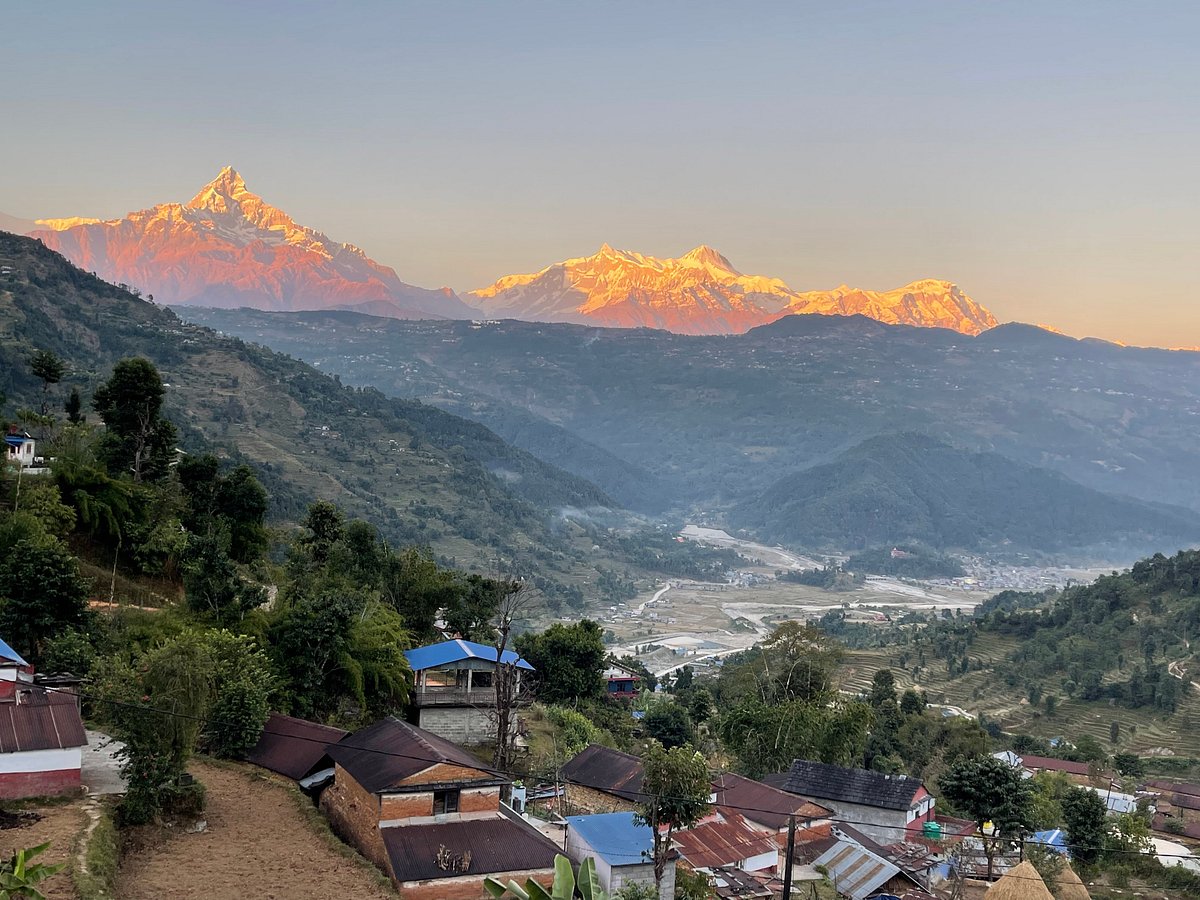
{"left": 939, "top": 755, "right": 1035, "bottom": 837}
{"left": 484, "top": 855, "right": 607, "bottom": 900}
{"left": 444, "top": 574, "right": 508, "bottom": 641}
{"left": 869, "top": 668, "right": 897, "bottom": 706}
{"left": 515, "top": 620, "right": 606, "bottom": 705}
{"left": 380, "top": 547, "right": 467, "bottom": 640}
{"left": 92, "top": 357, "right": 177, "bottom": 482}
{"left": 0, "top": 537, "right": 90, "bottom": 664}
{"left": 1073, "top": 734, "right": 1107, "bottom": 764}
{"left": 1112, "top": 752, "right": 1145, "bottom": 779}
{"left": 642, "top": 702, "right": 695, "bottom": 750}
{"left": 1062, "top": 786, "right": 1108, "bottom": 864}
{"left": 14, "top": 480, "right": 75, "bottom": 538}
{"left": 181, "top": 532, "right": 266, "bottom": 625}
{"left": 64, "top": 387, "right": 84, "bottom": 425}
{"left": 29, "top": 349, "right": 65, "bottom": 417}
{"left": 636, "top": 743, "right": 711, "bottom": 894}
{"left": 899, "top": 688, "right": 926, "bottom": 716}
{"left": 719, "top": 698, "right": 872, "bottom": 777}
{"left": 544, "top": 705, "right": 603, "bottom": 758}
{"left": 296, "top": 500, "right": 344, "bottom": 566}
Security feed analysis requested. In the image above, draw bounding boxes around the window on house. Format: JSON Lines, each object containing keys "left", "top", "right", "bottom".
{"left": 433, "top": 789, "right": 460, "bottom": 815}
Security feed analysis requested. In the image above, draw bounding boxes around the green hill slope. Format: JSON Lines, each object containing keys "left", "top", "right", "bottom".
{"left": 731, "top": 433, "right": 1200, "bottom": 554}
{"left": 0, "top": 231, "right": 622, "bottom": 599}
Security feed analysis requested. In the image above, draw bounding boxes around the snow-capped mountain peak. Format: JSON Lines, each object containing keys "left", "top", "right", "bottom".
{"left": 27, "top": 169, "right": 474, "bottom": 319}
{"left": 470, "top": 246, "right": 998, "bottom": 336}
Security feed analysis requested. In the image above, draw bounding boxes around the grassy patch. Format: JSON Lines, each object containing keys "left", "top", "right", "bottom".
{"left": 73, "top": 799, "right": 119, "bottom": 900}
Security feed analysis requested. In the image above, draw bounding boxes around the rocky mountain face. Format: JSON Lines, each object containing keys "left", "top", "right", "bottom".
{"left": 25, "top": 167, "right": 474, "bottom": 319}
{"left": 470, "top": 244, "right": 998, "bottom": 335}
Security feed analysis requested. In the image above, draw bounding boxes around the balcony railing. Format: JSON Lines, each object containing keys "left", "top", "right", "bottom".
{"left": 412, "top": 687, "right": 498, "bottom": 707}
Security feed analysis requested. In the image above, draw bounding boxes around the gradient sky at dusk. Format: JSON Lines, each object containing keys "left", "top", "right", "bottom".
{"left": 3, "top": 1, "right": 1198, "bottom": 346}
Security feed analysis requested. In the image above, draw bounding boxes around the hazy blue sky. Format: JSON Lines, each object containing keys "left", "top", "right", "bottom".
{"left": 3, "top": 1, "right": 1198, "bottom": 346}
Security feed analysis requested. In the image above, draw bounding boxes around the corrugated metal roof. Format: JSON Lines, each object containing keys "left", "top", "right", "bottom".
{"left": 561, "top": 744, "right": 646, "bottom": 802}
{"left": 245, "top": 713, "right": 348, "bottom": 780}
{"left": 813, "top": 836, "right": 900, "bottom": 900}
{"left": 673, "top": 813, "right": 778, "bottom": 870}
{"left": 382, "top": 816, "right": 560, "bottom": 883}
{"left": 1148, "top": 779, "right": 1200, "bottom": 797}
{"left": 565, "top": 812, "right": 655, "bottom": 866}
{"left": 782, "top": 760, "right": 924, "bottom": 811}
{"left": 712, "top": 772, "right": 831, "bottom": 830}
{"left": 326, "top": 716, "right": 499, "bottom": 794}
{"left": 0, "top": 691, "right": 87, "bottom": 753}
{"left": 0, "top": 637, "right": 28, "bottom": 668}
{"left": 404, "top": 639, "right": 533, "bottom": 672}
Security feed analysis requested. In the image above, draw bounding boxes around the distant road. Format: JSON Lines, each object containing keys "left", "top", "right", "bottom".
{"left": 632, "top": 582, "right": 672, "bottom": 617}
{"left": 654, "top": 647, "right": 745, "bottom": 678}
{"left": 680, "top": 525, "right": 822, "bottom": 570}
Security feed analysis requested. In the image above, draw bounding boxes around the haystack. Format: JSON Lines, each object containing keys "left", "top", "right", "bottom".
{"left": 984, "top": 861, "right": 1055, "bottom": 900}
{"left": 1053, "top": 865, "right": 1091, "bottom": 900}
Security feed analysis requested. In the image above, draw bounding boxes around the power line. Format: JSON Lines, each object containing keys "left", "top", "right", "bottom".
{"left": 47, "top": 685, "right": 1200, "bottom": 865}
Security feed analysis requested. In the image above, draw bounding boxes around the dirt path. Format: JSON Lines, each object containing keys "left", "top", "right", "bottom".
{"left": 116, "top": 761, "right": 395, "bottom": 900}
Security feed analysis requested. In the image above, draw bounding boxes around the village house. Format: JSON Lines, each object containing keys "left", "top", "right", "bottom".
{"left": 0, "top": 639, "right": 88, "bottom": 799}
{"left": 565, "top": 811, "right": 675, "bottom": 900}
{"left": 560, "top": 744, "right": 647, "bottom": 814}
{"left": 1147, "top": 779, "right": 1200, "bottom": 830}
{"left": 770, "top": 759, "right": 935, "bottom": 845}
{"left": 245, "top": 712, "right": 349, "bottom": 790}
{"left": 319, "top": 716, "right": 559, "bottom": 900}
{"left": 672, "top": 812, "right": 779, "bottom": 876}
{"left": 403, "top": 639, "right": 533, "bottom": 744}
{"left": 712, "top": 771, "right": 832, "bottom": 835}
{"left": 799, "top": 825, "right": 937, "bottom": 900}
{"left": 3, "top": 428, "right": 36, "bottom": 468}
{"left": 602, "top": 659, "right": 643, "bottom": 700}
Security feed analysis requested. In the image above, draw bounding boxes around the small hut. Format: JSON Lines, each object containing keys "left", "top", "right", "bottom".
{"left": 1053, "top": 866, "right": 1092, "bottom": 900}
{"left": 983, "top": 861, "right": 1055, "bottom": 900}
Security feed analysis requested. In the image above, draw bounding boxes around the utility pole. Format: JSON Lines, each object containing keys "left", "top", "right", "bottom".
{"left": 782, "top": 814, "right": 797, "bottom": 900}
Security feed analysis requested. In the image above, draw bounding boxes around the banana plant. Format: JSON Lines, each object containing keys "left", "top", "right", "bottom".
{"left": 0, "top": 841, "right": 66, "bottom": 900}
{"left": 484, "top": 854, "right": 609, "bottom": 900}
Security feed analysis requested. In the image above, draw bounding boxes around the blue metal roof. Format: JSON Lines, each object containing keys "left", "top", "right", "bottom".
{"left": 0, "top": 637, "right": 28, "bottom": 668}
{"left": 403, "top": 639, "right": 533, "bottom": 672}
{"left": 1029, "top": 829, "right": 1069, "bottom": 856}
{"left": 565, "top": 812, "right": 653, "bottom": 866}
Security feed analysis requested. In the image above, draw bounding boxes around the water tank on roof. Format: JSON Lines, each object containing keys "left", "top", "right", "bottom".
{"left": 922, "top": 821, "right": 943, "bottom": 839}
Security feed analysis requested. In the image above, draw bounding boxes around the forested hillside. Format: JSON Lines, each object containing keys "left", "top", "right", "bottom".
{"left": 731, "top": 433, "right": 1200, "bottom": 555}
{"left": 180, "top": 309, "right": 1200, "bottom": 556}
{"left": 0, "top": 231, "right": 635, "bottom": 605}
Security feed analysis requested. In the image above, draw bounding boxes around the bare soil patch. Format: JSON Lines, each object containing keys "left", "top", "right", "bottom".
{"left": 116, "top": 760, "right": 395, "bottom": 900}
{"left": 0, "top": 798, "right": 87, "bottom": 900}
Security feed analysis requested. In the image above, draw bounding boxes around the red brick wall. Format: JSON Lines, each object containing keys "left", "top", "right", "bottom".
{"left": 399, "top": 868, "right": 555, "bottom": 900}
{"left": 460, "top": 787, "right": 500, "bottom": 813}
{"left": 381, "top": 792, "right": 434, "bottom": 820}
{"left": 0, "top": 769, "right": 81, "bottom": 800}
{"left": 320, "top": 764, "right": 388, "bottom": 871}
{"left": 396, "top": 763, "right": 491, "bottom": 787}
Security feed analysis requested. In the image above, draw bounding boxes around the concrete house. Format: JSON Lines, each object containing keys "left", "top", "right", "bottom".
{"left": 773, "top": 759, "right": 934, "bottom": 845}
{"left": 603, "top": 659, "right": 642, "bottom": 700}
{"left": 403, "top": 639, "right": 533, "bottom": 744}
{"left": 320, "top": 716, "right": 559, "bottom": 899}
{"left": 565, "top": 812, "right": 675, "bottom": 900}
{"left": 3, "top": 428, "right": 36, "bottom": 468}
{"left": 0, "top": 639, "right": 87, "bottom": 799}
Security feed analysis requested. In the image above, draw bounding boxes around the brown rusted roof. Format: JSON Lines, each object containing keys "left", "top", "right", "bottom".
{"left": 381, "top": 816, "right": 560, "bottom": 883}
{"left": 673, "top": 813, "right": 778, "bottom": 870}
{"left": 1152, "top": 813, "right": 1200, "bottom": 840}
{"left": 712, "top": 772, "right": 831, "bottom": 830}
{"left": 561, "top": 744, "right": 646, "bottom": 802}
{"left": 1147, "top": 779, "right": 1200, "bottom": 797}
{"left": 326, "top": 716, "right": 498, "bottom": 794}
{"left": 246, "top": 713, "right": 348, "bottom": 780}
{"left": 0, "top": 691, "right": 87, "bottom": 753}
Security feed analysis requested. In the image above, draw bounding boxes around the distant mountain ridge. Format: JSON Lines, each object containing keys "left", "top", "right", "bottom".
{"left": 470, "top": 244, "right": 998, "bottom": 336}
{"left": 731, "top": 433, "right": 1200, "bottom": 554}
{"left": 23, "top": 167, "right": 475, "bottom": 319}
